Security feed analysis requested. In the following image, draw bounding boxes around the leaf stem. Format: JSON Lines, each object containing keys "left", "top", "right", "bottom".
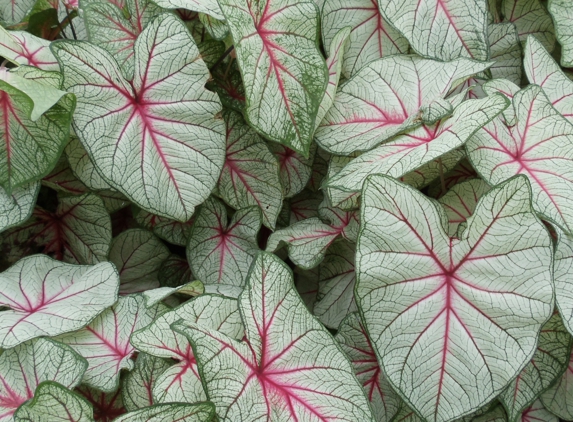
{"left": 210, "top": 45, "right": 234, "bottom": 72}
{"left": 64, "top": 7, "right": 78, "bottom": 40}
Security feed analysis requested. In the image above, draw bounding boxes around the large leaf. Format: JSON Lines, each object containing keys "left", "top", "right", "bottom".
{"left": 173, "top": 252, "right": 373, "bottom": 421}
{"left": 0, "top": 182, "right": 39, "bottom": 233}
{"left": 113, "top": 403, "right": 216, "bottom": 422}
{"left": 187, "top": 197, "right": 260, "bottom": 287}
{"left": 548, "top": 0, "right": 573, "bottom": 67}
{"left": 499, "top": 312, "right": 572, "bottom": 421}
{"left": 0, "top": 193, "right": 112, "bottom": 265}
{"left": 502, "top": 0, "right": 555, "bottom": 51}
{"left": 377, "top": 0, "right": 489, "bottom": 61}
{"left": 131, "top": 294, "right": 243, "bottom": 404}
{"left": 51, "top": 13, "right": 226, "bottom": 221}
{"left": 122, "top": 353, "right": 170, "bottom": 411}
{"left": 321, "top": 0, "right": 408, "bottom": 78}
{"left": 438, "top": 179, "right": 491, "bottom": 236}
{"left": 218, "top": 0, "right": 328, "bottom": 155}
{"left": 109, "top": 229, "right": 170, "bottom": 294}
{"left": 14, "top": 382, "right": 94, "bottom": 422}
{"left": 314, "top": 56, "right": 491, "bottom": 155}
{"left": 0, "top": 29, "right": 58, "bottom": 70}
{"left": 357, "top": 175, "right": 554, "bottom": 421}
{"left": 523, "top": 36, "right": 573, "bottom": 124}
{"left": 0, "top": 338, "right": 87, "bottom": 422}
{"left": 325, "top": 95, "right": 508, "bottom": 203}
{"left": 217, "top": 110, "right": 282, "bottom": 229}
{"left": 336, "top": 313, "right": 401, "bottom": 422}
{"left": 0, "top": 255, "right": 118, "bottom": 349}
{"left": 467, "top": 84, "right": 573, "bottom": 235}
{"left": 55, "top": 295, "right": 165, "bottom": 392}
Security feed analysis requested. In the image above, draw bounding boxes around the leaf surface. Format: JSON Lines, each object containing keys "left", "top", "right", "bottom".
{"left": 554, "top": 228, "right": 573, "bottom": 336}
{"left": 270, "top": 143, "right": 315, "bottom": 198}
{"left": 0, "top": 182, "right": 39, "bottom": 233}
{"left": 151, "top": 0, "right": 223, "bottom": 19}
{"left": 488, "top": 23, "right": 522, "bottom": 85}
{"left": 134, "top": 209, "right": 193, "bottom": 247}
{"left": 75, "top": 386, "right": 126, "bottom": 422}
{"left": 438, "top": 179, "right": 490, "bottom": 236}
{"left": 502, "top": 0, "right": 555, "bottom": 51}
{"left": 540, "top": 349, "right": 573, "bottom": 420}
{"left": 0, "top": 29, "right": 58, "bottom": 70}
{"left": 113, "top": 403, "right": 216, "bottom": 422}
{"left": 122, "top": 353, "right": 170, "bottom": 411}
{"left": 548, "top": 0, "right": 573, "bottom": 67}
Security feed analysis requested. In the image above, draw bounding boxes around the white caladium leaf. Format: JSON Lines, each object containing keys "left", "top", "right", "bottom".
{"left": 554, "top": 228, "right": 573, "bottom": 336}
{"left": 499, "top": 312, "right": 572, "bottom": 422}
{"left": 199, "top": 13, "right": 228, "bottom": 40}
{"left": 314, "top": 241, "right": 357, "bottom": 329}
{"left": 488, "top": 23, "right": 522, "bottom": 85}
{"left": 65, "top": 137, "right": 114, "bottom": 191}
{"left": 326, "top": 95, "right": 508, "bottom": 202}
{"left": 158, "top": 255, "right": 193, "bottom": 288}
{"left": 357, "top": 175, "right": 554, "bottom": 422}
{"left": 548, "top": 0, "right": 573, "bottom": 67}
{"left": 131, "top": 294, "right": 243, "bottom": 404}
{"left": 0, "top": 0, "right": 34, "bottom": 25}
{"left": 151, "top": 0, "right": 223, "bottom": 19}
{"left": 428, "top": 158, "right": 479, "bottom": 198}
{"left": 75, "top": 386, "right": 126, "bottom": 421}
{"left": 41, "top": 156, "right": 90, "bottom": 195}
{"left": 315, "top": 56, "right": 492, "bottom": 155}
{"left": 521, "top": 400, "right": 558, "bottom": 422}
{"left": 52, "top": 13, "right": 225, "bottom": 222}
{"left": 109, "top": 229, "right": 170, "bottom": 294}
{"left": 467, "top": 85, "right": 573, "bottom": 235}
{"left": 187, "top": 198, "right": 261, "bottom": 286}
{"left": 55, "top": 295, "right": 165, "bottom": 392}
{"left": 14, "top": 381, "right": 94, "bottom": 422}
{"left": 524, "top": 36, "right": 573, "bottom": 124}
{"left": 0, "top": 338, "right": 87, "bottom": 422}
{"left": 0, "top": 29, "right": 58, "bottom": 70}
{"left": 321, "top": 0, "right": 408, "bottom": 78}
{"left": 481, "top": 78, "right": 520, "bottom": 125}
{"left": 541, "top": 350, "right": 573, "bottom": 420}
{"left": 218, "top": 110, "right": 282, "bottom": 229}
{"left": 1, "top": 193, "right": 112, "bottom": 265}
{"left": 113, "top": 403, "right": 216, "bottom": 422}
{"left": 142, "top": 281, "right": 204, "bottom": 307}
{"left": 270, "top": 143, "right": 316, "bottom": 198}
{"left": 397, "top": 151, "right": 467, "bottom": 194}
{"left": 336, "top": 313, "right": 401, "bottom": 422}
{"left": 502, "top": 0, "right": 555, "bottom": 51}
{"left": 218, "top": 0, "right": 327, "bottom": 155}
{"left": 0, "top": 255, "right": 118, "bottom": 349}
{"left": 134, "top": 209, "right": 193, "bottom": 247}
{"left": 286, "top": 189, "right": 322, "bottom": 225}
{"left": 294, "top": 266, "right": 319, "bottom": 312}
{"left": 324, "top": 154, "right": 361, "bottom": 210}
{"left": 203, "top": 284, "right": 243, "bottom": 298}
{"left": 0, "top": 182, "right": 39, "bottom": 233}
{"left": 377, "top": 0, "right": 489, "bottom": 61}
{"left": 173, "top": 252, "right": 373, "bottom": 421}
{"left": 438, "top": 179, "right": 491, "bottom": 236}
{"left": 122, "top": 353, "right": 170, "bottom": 411}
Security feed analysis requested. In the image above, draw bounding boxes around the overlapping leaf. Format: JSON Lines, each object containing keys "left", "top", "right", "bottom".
{"left": 151, "top": 0, "right": 223, "bottom": 19}
{"left": 113, "top": 403, "right": 216, "bottom": 422}
{"left": 134, "top": 209, "right": 193, "bottom": 247}
{"left": 0, "top": 255, "right": 118, "bottom": 349}
{"left": 173, "top": 252, "right": 373, "bottom": 421}
{"left": 554, "top": 228, "right": 573, "bottom": 336}
{"left": 218, "top": 0, "right": 328, "bottom": 155}
{"left": 540, "top": 348, "right": 573, "bottom": 420}
{"left": 357, "top": 175, "right": 554, "bottom": 421}
{"left": 158, "top": 255, "right": 193, "bottom": 288}
{"left": 438, "top": 179, "right": 490, "bottom": 236}
{"left": 315, "top": 56, "right": 491, "bottom": 155}
{"left": 65, "top": 136, "right": 115, "bottom": 192}
{"left": 548, "top": 0, "right": 573, "bottom": 67}
{"left": 270, "top": 143, "right": 315, "bottom": 198}
{"left": 488, "top": 23, "right": 522, "bottom": 85}
{"left": 52, "top": 13, "right": 226, "bottom": 221}
{"left": 521, "top": 400, "right": 558, "bottom": 422}
{"left": 502, "top": 0, "right": 555, "bottom": 51}
{"left": 0, "top": 28, "right": 58, "bottom": 70}
{"left": 122, "top": 353, "right": 170, "bottom": 411}
{"left": 0, "top": 182, "right": 38, "bottom": 233}
{"left": 0, "top": 0, "right": 34, "bottom": 25}
{"left": 75, "top": 386, "right": 126, "bottom": 421}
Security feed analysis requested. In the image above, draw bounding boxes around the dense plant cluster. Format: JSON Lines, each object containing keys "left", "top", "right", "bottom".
{"left": 1, "top": 0, "right": 573, "bottom": 420}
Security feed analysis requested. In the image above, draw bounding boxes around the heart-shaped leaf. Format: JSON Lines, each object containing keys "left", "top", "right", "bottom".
{"left": 315, "top": 56, "right": 491, "bottom": 155}
{"left": 438, "top": 179, "right": 490, "bottom": 236}
{"left": 0, "top": 255, "right": 118, "bottom": 349}
{"left": 502, "top": 0, "right": 555, "bottom": 51}
{"left": 357, "top": 175, "right": 553, "bottom": 421}
{"left": 113, "top": 403, "right": 216, "bottom": 422}
{"left": 218, "top": 0, "right": 328, "bottom": 155}
{"left": 187, "top": 198, "right": 261, "bottom": 286}
{"left": 173, "top": 251, "right": 373, "bottom": 421}
{"left": 377, "top": 0, "right": 489, "bottom": 61}
{"left": 55, "top": 295, "right": 165, "bottom": 392}
{"left": 0, "top": 182, "right": 39, "bottom": 233}
{"left": 0, "top": 28, "right": 58, "bottom": 70}
{"left": 122, "top": 353, "right": 170, "bottom": 411}
{"left": 548, "top": 0, "right": 573, "bottom": 67}
{"left": 0, "top": 338, "right": 87, "bottom": 422}
{"left": 51, "top": 13, "right": 226, "bottom": 221}
{"left": 427, "top": 158, "right": 478, "bottom": 198}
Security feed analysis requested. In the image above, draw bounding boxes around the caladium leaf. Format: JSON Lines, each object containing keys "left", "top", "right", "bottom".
{"left": 324, "top": 154, "right": 361, "bottom": 211}
{"left": 314, "top": 56, "right": 492, "bottom": 155}
{"left": 540, "top": 350, "right": 573, "bottom": 420}
{"left": 0, "top": 0, "right": 34, "bottom": 25}
{"left": 151, "top": 0, "right": 223, "bottom": 19}
{"left": 438, "top": 179, "right": 490, "bottom": 236}
{"left": 0, "top": 255, "right": 118, "bottom": 349}
{"left": 134, "top": 209, "right": 193, "bottom": 247}
{"left": 357, "top": 175, "right": 554, "bottom": 422}
{"left": 467, "top": 85, "right": 573, "bottom": 235}
{"left": 521, "top": 400, "right": 558, "bottom": 422}
{"left": 325, "top": 95, "right": 508, "bottom": 202}
{"left": 0, "top": 182, "right": 39, "bottom": 233}
{"left": 321, "top": 0, "right": 408, "bottom": 78}
{"left": 548, "top": 0, "right": 573, "bottom": 67}
{"left": 131, "top": 294, "right": 243, "bottom": 404}
{"left": 113, "top": 403, "right": 216, "bottom": 422}
{"left": 524, "top": 36, "right": 573, "bottom": 124}
{"left": 0, "top": 338, "right": 87, "bottom": 422}
{"left": 0, "top": 29, "right": 58, "bottom": 70}
{"left": 187, "top": 198, "right": 261, "bottom": 286}
{"left": 52, "top": 13, "right": 226, "bottom": 222}
{"left": 142, "top": 280, "right": 204, "bottom": 307}
{"left": 554, "top": 228, "right": 573, "bottom": 336}
{"left": 218, "top": 0, "right": 328, "bottom": 155}
{"left": 122, "top": 353, "right": 170, "bottom": 411}
{"left": 488, "top": 23, "right": 522, "bottom": 85}
{"left": 218, "top": 110, "right": 282, "bottom": 229}
{"left": 55, "top": 295, "right": 165, "bottom": 392}
{"left": 109, "top": 229, "right": 170, "bottom": 294}
{"left": 41, "top": 156, "right": 90, "bottom": 195}
{"left": 282, "top": 189, "right": 322, "bottom": 226}
{"left": 158, "top": 255, "right": 193, "bottom": 288}
{"left": 270, "top": 143, "right": 316, "bottom": 198}
{"left": 480, "top": 78, "right": 520, "bottom": 126}
{"left": 14, "top": 381, "right": 94, "bottom": 422}
{"left": 336, "top": 312, "right": 400, "bottom": 422}
{"left": 314, "top": 241, "right": 357, "bottom": 329}
{"left": 0, "top": 193, "right": 112, "bottom": 266}
{"left": 75, "top": 386, "right": 126, "bottom": 422}
{"left": 499, "top": 312, "right": 572, "bottom": 422}
{"left": 377, "top": 0, "right": 489, "bottom": 61}
{"left": 173, "top": 252, "right": 373, "bottom": 421}
{"left": 65, "top": 137, "right": 114, "bottom": 192}
{"left": 206, "top": 60, "right": 245, "bottom": 113}
{"left": 199, "top": 13, "right": 228, "bottom": 40}
{"left": 502, "top": 0, "right": 555, "bottom": 51}
{"left": 428, "top": 158, "right": 478, "bottom": 198}
{"left": 293, "top": 266, "right": 319, "bottom": 312}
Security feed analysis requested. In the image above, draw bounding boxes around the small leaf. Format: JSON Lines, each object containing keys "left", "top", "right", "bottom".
{"left": 0, "top": 255, "right": 118, "bottom": 349}
{"left": 199, "top": 13, "right": 228, "bottom": 40}
{"left": 151, "top": 0, "right": 223, "bottom": 19}
{"left": 42, "top": 156, "right": 90, "bottom": 195}
{"left": 141, "top": 280, "right": 204, "bottom": 307}
{"left": 187, "top": 198, "right": 261, "bottom": 287}
{"left": 0, "top": 28, "right": 58, "bottom": 70}
{"left": 438, "top": 179, "right": 491, "bottom": 236}
{"left": 0, "top": 182, "right": 39, "bottom": 234}
{"left": 113, "top": 403, "right": 216, "bottom": 422}
{"left": 540, "top": 351, "right": 573, "bottom": 420}
{"left": 270, "top": 142, "right": 316, "bottom": 198}
{"left": 548, "top": 0, "right": 573, "bottom": 67}
{"left": 55, "top": 295, "right": 165, "bottom": 392}
{"left": 502, "top": 0, "right": 555, "bottom": 51}
{"left": 158, "top": 255, "right": 193, "bottom": 288}
{"left": 134, "top": 209, "right": 193, "bottom": 247}
{"left": 122, "top": 353, "right": 170, "bottom": 411}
